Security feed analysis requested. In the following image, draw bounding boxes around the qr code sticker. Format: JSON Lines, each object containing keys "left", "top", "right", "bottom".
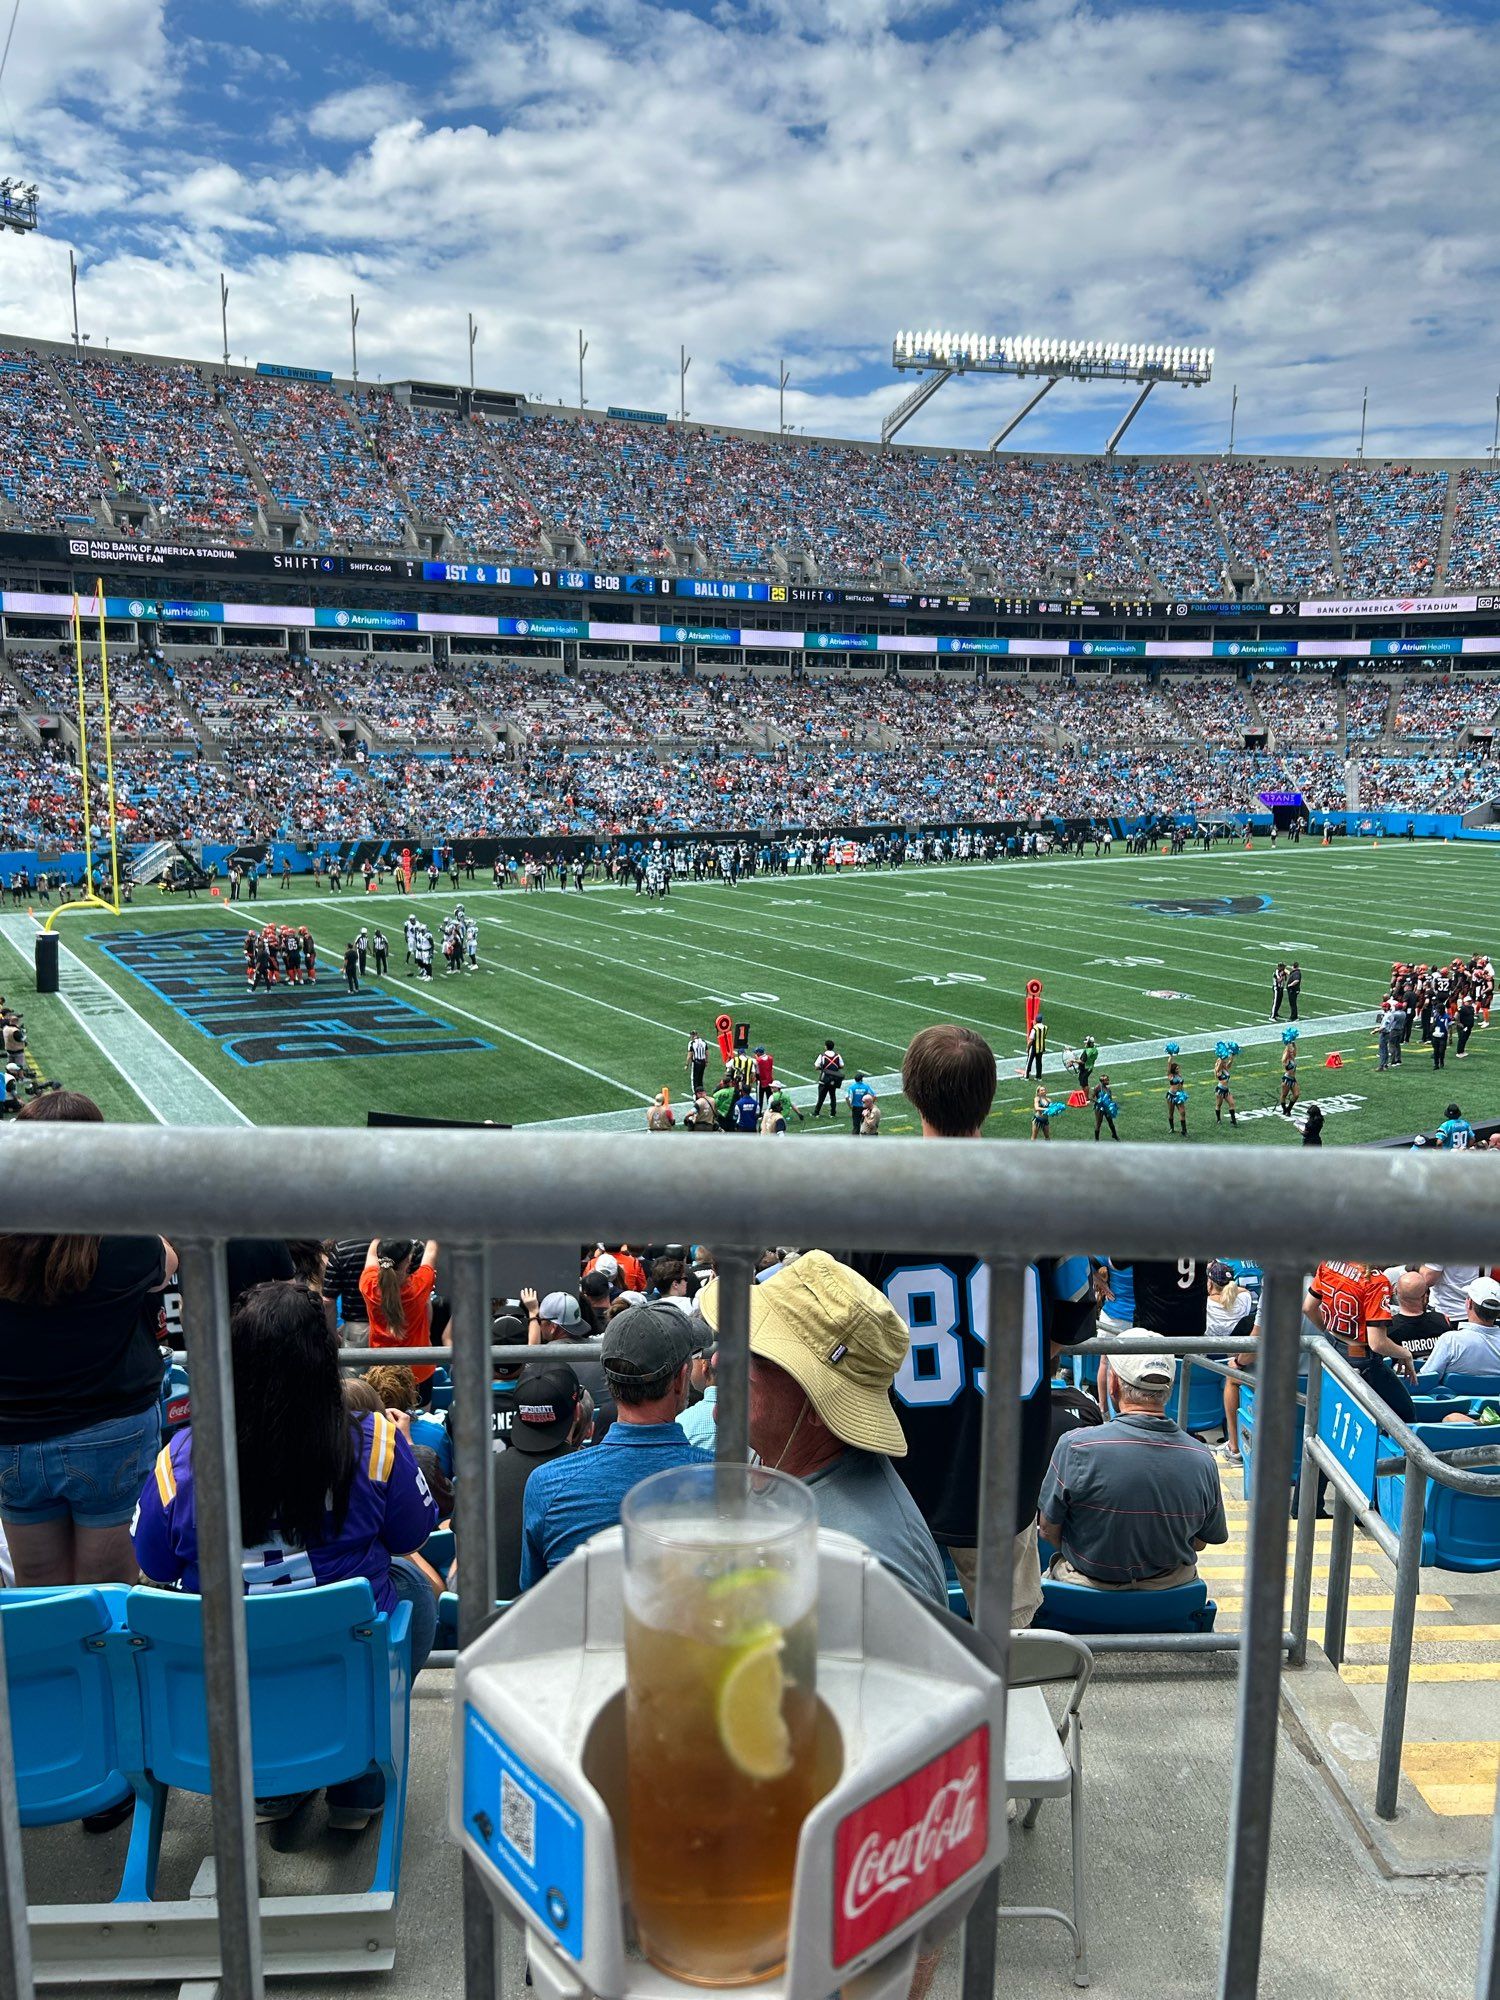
{"left": 501, "top": 1771, "right": 535, "bottom": 1863}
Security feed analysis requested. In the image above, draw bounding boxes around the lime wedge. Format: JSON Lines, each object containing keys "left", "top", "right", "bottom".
{"left": 706, "top": 1566, "right": 782, "bottom": 1601}
{"left": 716, "top": 1630, "right": 792, "bottom": 1781}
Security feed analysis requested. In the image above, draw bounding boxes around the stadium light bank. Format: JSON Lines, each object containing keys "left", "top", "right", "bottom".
{"left": 0, "top": 179, "right": 37, "bottom": 234}
{"left": 884, "top": 329, "right": 1214, "bottom": 450}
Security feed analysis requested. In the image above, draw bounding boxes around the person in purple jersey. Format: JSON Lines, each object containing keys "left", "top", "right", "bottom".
{"left": 132, "top": 1281, "right": 439, "bottom": 1831}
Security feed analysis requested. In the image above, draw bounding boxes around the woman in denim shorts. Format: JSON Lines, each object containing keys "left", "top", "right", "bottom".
{"left": 0, "top": 1092, "right": 174, "bottom": 1586}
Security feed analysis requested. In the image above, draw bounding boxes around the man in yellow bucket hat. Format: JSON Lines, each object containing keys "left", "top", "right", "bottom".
{"left": 697, "top": 1250, "right": 947, "bottom": 1607}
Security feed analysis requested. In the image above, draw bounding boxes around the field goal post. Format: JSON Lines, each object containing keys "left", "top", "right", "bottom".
{"left": 43, "top": 577, "right": 123, "bottom": 932}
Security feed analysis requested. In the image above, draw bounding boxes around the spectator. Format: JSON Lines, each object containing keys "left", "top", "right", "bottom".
{"left": 132, "top": 1280, "right": 439, "bottom": 1829}
{"left": 359, "top": 1238, "right": 439, "bottom": 1386}
{"left": 526, "top": 1286, "right": 616, "bottom": 1440}
{"left": 489, "top": 1362, "right": 590, "bottom": 1599}
{"left": 854, "top": 1023, "right": 1095, "bottom": 1625}
{"left": 0, "top": 1091, "right": 175, "bottom": 1587}
{"left": 1039, "top": 1345, "right": 1228, "bottom": 1589}
{"left": 678, "top": 1338, "right": 717, "bottom": 1449}
{"left": 701, "top": 1250, "right": 946, "bottom": 1607}
{"left": 1304, "top": 1260, "right": 1417, "bottom": 1422}
{"left": 1387, "top": 1269, "right": 1450, "bottom": 1376}
{"left": 520, "top": 1302, "right": 708, "bottom": 1585}
{"left": 1417, "top": 1277, "right": 1500, "bottom": 1386}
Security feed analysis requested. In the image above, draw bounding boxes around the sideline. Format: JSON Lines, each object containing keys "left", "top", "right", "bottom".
{"left": 0, "top": 914, "right": 250, "bottom": 1127}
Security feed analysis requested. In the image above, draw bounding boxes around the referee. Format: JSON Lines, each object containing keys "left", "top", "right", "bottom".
{"left": 686, "top": 1031, "right": 708, "bottom": 1096}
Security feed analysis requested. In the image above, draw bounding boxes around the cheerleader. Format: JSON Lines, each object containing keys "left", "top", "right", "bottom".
{"left": 1031, "top": 1083, "right": 1052, "bottom": 1141}
{"left": 1092, "top": 1074, "right": 1120, "bottom": 1141}
{"left": 1280, "top": 1028, "right": 1300, "bottom": 1115}
{"left": 1165, "top": 1043, "right": 1188, "bottom": 1136}
{"left": 1213, "top": 1040, "right": 1240, "bottom": 1127}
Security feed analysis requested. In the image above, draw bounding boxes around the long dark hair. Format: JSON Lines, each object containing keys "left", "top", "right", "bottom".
{"left": 0, "top": 1092, "right": 105, "bottom": 1304}
{"left": 231, "top": 1281, "right": 355, "bottom": 1549}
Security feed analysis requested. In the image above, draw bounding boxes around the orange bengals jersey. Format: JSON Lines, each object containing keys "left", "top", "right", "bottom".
{"left": 1309, "top": 1262, "right": 1393, "bottom": 1357}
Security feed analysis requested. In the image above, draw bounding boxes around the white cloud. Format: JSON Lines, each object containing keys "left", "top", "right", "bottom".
{"left": 0, "top": 0, "right": 1495, "bottom": 455}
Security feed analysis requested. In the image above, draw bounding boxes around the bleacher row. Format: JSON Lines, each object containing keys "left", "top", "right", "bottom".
{"left": 3, "top": 656, "right": 1498, "bottom": 848}
{"left": 0, "top": 342, "right": 1495, "bottom": 593}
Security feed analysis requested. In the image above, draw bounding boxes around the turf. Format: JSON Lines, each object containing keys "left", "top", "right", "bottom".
{"left": 3, "top": 840, "right": 1494, "bottom": 1145}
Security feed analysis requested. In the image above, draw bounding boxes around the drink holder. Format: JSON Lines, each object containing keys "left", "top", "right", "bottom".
{"left": 452, "top": 1527, "right": 1007, "bottom": 2000}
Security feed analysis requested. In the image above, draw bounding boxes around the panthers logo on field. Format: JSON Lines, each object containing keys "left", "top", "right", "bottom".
{"left": 1130, "top": 894, "right": 1272, "bottom": 918}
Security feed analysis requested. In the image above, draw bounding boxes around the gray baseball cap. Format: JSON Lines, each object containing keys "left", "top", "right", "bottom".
{"left": 600, "top": 1301, "right": 699, "bottom": 1385}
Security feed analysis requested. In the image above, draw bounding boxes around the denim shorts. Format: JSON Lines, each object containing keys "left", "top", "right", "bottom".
{"left": 0, "top": 1405, "right": 163, "bottom": 1529}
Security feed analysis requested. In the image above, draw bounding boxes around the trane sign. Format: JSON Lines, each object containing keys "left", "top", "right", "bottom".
{"left": 832, "top": 1725, "right": 990, "bottom": 1966}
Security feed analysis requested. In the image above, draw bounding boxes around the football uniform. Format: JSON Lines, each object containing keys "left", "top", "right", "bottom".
{"left": 852, "top": 1250, "right": 1095, "bottom": 1542}
{"left": 1308, "top": 1262, "right": 1392, "bottom": 1360}
{"left": 1117, "top": 1258, "right": 1208, "bottom": 1337}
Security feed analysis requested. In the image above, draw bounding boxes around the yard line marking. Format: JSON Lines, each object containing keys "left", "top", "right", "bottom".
{"left": 214, "top": 907, "right": 651, "bottom": 1104}
{"left": 0, "top": 914, "right": 250, "bottom": 1127}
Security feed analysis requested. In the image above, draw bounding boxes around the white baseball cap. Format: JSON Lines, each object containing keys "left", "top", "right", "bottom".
{"left": 1465, "top": 1276, "right": 1500, "bottom": 1320}
{"left": 1110, "top": 1340, "right": 1177, "bottom": 1391}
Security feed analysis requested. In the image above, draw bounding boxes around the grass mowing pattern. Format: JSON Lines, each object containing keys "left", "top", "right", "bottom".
{"left": 8, "top": 840, "right": 1496, "bottom": 1143}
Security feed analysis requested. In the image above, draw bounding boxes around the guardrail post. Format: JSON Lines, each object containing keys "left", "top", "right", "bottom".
{"left": 1288, "top": 1346, "right": 1322, "bottom": 1668}
{"left": 177, "top": 1239, "right": 263, "bottom": 2000}
{"left": 449, "top": 1244, "right": 500, "bottom": 2000}
{"left": 0, "top": 1614, "right": 35, "bottom": 2000}
{"left": 960, "top": 1259, "right": 1029, "bottom": 2000}
{"left": 712, "top": 1251, "right": 754, "bottom": 1464}
{"left": 1477, "top": 1749, "right": 1500, "bottom": 2000}
{"left": 1322, "top": 1495, "right": 1354, "bottom": 1668}
{"left": 1179, "top": 1352, "right": 1195, "bottom": 1439}
{"left": 1375, "top": 1446, "right": 1428, "bottom": 1820}
{"left": 1218, "top": 1267, "right": 1301, "bottom": 2000}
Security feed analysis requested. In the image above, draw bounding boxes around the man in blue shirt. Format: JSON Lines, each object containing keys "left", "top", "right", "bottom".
{"left": 846, "top": 1072, "right": 875, "bottom": 1136}
{"left": 520, "top": 1303, "right": 709, "bottom": 1585}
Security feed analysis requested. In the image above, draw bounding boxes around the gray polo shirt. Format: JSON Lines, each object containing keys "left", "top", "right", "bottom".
{"left": 806, "top": 1451, "right": 948, "bottom": 1608}
{"left": 1039, "top": 1412, "right": 1228, "bottom": 1584}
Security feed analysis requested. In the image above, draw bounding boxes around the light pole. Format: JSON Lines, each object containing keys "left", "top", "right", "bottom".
{"left": 1357, "top": 385, "right": 1368, "bottom": 462}
{"left": 1491, "top": 385, "right": 1500, "bottom": 466}
{"left": 220, "top": 272, "right": 230, "bottom": 369}
{"left": 578, "top": 329, "right": 588, "bottom": 410}
{"left": 1228, "top": 382, "right": 1238, "bottom": 456}
{"left": 468, "top": 312, "right": 478, "bottom": 392}
{"left": 69, "top": 249, "right": 79, "bottom": 356}
{"left": 779, "top": 359, "right": 790, "bottom": 436}
{"left": 350, "top": 293, "right": 360, "bottom": 385}
{"left": 679, "top": 344, "right": 691, "bottom": 424}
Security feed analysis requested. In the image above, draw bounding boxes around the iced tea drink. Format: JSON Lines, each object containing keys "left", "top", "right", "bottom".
{"left": 621, "top": 1464, "right": 837, "bottom": 1985}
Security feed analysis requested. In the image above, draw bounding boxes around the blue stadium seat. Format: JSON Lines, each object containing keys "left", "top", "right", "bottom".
{"left": 1413, "top": 1372, "right": 1500, "bottom": 1401}
{"left": 436, "top": 1592, "right": 512, "bottom": 1652}
{"left": 1037, "top": 1578, "right": 1216, "bottom": 1636}
{"left": 0, "top": 1585, "right": 162, "bottom": 1898}
{"left": 422, "top": 1527, "right": 455, "bottom": 1578}
{"left": 1376, "top": 1422, "right": 1500, "bottom": 1571}
{"left": 1163, "top": 1363, "right": 1229, "bottom": 1436}
{"left": 119, "top": 1580, "right": 413, "bottom": 1898}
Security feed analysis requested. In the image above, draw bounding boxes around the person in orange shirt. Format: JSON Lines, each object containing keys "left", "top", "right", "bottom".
{"left": 1304, "top": 1259, "right": 1417, "bottom": 1422}
{"left": 360, "top": 1239, "right": 440, "bottom": 1389}
{"left": 586, "top": 1245, "right": 648, "bottom": 1295}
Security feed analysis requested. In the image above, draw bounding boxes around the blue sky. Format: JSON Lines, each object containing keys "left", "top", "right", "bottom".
{"left": 0, "top": 0, "right": 1495, "bottom": 456}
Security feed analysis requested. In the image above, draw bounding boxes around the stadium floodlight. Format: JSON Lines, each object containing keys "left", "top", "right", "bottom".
{"left": 0, "top": 176, "right": 37, "bottom": 234}
{"left": 884, "top": 323, "right": 1215, "bottom": 447}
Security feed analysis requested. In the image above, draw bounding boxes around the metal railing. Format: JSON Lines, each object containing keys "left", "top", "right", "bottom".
{"left": 2, "top": 1127, "right": 1499, "bottom": 2000}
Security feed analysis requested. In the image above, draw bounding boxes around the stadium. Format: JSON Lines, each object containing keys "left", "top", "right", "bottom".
{"left": 3, "top": 3, "right": 1500, "bottom": 1998}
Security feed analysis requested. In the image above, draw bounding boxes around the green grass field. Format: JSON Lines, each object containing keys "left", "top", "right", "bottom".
{"left": 2, "top": 841, "right": 1494, "bottom": 1145}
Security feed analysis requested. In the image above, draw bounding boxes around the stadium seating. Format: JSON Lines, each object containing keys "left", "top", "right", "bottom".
{"left": 73, "top": 357, "right": 259, "bottom": 539}
{"left": 1444, "top": 469, "right": 1500, "bottom": 586}
{"left": 1036, "top": 1577, "right": 1217, "bottom": 1636}
{"left": 1375, "top": 1421, "right": 1500, "bottom": 1572}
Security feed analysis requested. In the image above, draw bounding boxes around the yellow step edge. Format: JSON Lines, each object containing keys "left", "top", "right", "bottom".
{"left": 1200, "top": 1563, "right": 1380, "bottom": 1580}
{"left": 1401, "top": 1743, "right": 1500, "bottom": 1818}
{"left": 1340, "top": 1624, "right": 1500, "bottom": 1647}
{"left": 1341, "top": 1662, "right": 1500, "bottom": 1686}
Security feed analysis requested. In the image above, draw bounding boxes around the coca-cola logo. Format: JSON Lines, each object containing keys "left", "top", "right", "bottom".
{"left": 832, "top": 1726, "right": 990, "bottom": 1967}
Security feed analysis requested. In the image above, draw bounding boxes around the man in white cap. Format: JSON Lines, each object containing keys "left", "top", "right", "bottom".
{"left": 1417, "top": 1276, "right": 1500, "bottom": 1387}
{"left": 1039, "top": 1341, "right": 1227, "bottom": 1590}
{"left": 698, "top": 1250, "right": 947, "bottom": 1608}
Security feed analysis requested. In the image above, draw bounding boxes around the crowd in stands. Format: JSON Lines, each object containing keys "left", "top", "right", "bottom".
{"left": 1392, "top": 676, "right": 1499, "bottom": 738}
{"left": 5, "top": 641, "right": 1499, "bottom": 847}
{"left": 1332, "top": 466, "right": 1447, "bottom": 593}
{"left": 1248, "top": 673, "right": 1341, "bottom": 744}
{"left": 0, "top": 342, "right": 1492, "bottom": 594}
{"left": 72, "top": 357, "right": 260, "bottom": 541}
{"left": 1446, "top": 470, "right": 1500, "bottom": 587}
{"left": 215, "top": 375, "right": 406, "bottom": 547}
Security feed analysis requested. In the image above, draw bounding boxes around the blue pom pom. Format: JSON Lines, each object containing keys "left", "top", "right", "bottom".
{"left": 1046, "top": 1101, "right": 1068, "bottom": 1118}
{"left": 1165, "top": 1041, "right": 1180, "bottom": 1055}
{"left": 1215, "top": 1040, "right": 1231, "bottom": 1059}
{"left": 1282, "top": 1026, "right": 1300, "bottom": 1044}
{"left": 1227, "top": 1041, "right": 1241, "bottom": 1057}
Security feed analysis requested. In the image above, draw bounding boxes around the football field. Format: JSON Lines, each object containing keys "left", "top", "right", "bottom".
{"left": 3, "top": 840, "right": 1495, "bottom": 1146}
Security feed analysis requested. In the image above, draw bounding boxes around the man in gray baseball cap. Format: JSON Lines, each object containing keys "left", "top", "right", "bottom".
{"left": 1039, "top": 1335, "right": 1227, "bottom": 1591}
{"left": 519, "top": 1301, "right": 709, "bottom": 1588}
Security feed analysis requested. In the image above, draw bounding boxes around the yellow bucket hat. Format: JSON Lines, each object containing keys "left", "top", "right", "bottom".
{"left": 697, "top": 1250, "right": 911, "bottom": 1457}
